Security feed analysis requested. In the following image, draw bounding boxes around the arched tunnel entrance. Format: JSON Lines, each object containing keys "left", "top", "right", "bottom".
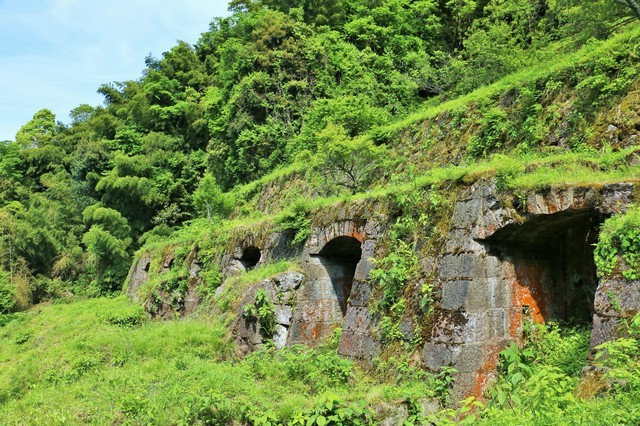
{"left": 239, "top": 246, "right": 261, "bottom": 271}
{"left": 289, "top": 236, "right": 363, "bottom": 345}
{"left": 485, "top": 210, "right": 603, "bottom": 326}
{"left": 317, "top": 236, "right": 362, "bottom": 315}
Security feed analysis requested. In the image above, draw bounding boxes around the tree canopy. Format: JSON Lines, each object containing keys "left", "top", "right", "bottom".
{"left": 0, "top": 0, "right": 636, "bottom": 305}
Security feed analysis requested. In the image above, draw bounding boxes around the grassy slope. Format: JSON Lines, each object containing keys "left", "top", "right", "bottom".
{"left": 0, "top": 297, "right": 436, "bottom": 425}
{"left": 1, "top": 298, "right": 638, "bottom": 424}
{"left": 4, "top": 20, "right": 640, "bottom": 426}
{"left": 219, "top": 23, "right": 640, "bottom": 225}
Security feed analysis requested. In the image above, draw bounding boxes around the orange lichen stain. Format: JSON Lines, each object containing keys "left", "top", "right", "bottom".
{"left": 310, "top": 324, "right": 320, "bottom": 340}
{"left": 299, "top": 322, "right": 320, "bottom": 342}
{"left": 470, "top": 257, "right": 556, "bottom": 398}
{"left": 547, "top": 198, "right": 559, "bottom": 214}
{"left": 348, "top": 224, "right": 366, "bottom": 242}
{"left": 469, "top": 344, "right": 503, "bottom": 399}
{"left": 508, "top": 259, "right": 548, "bottom": 339}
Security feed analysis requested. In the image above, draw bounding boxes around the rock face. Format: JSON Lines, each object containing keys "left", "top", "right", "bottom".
{"left": 126, "top": 180, "right": 640, "bottom": 398}
{"left": 231, "top": 271, "right": 305, "bottom": 355}
{"left": 218, "top": 217, "right": 387, "bottom": 353}
{"left": 424, "top": 181, "right": 636, "bottom": 398}
{"left": 591, "top": 278, "right": 640, "bottom": 352}
{"left": 127, "top": 252, "right": 151, "bottom": 300}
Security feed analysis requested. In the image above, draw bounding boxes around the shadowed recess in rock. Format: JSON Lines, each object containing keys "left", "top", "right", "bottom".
{"left": 486, "top": 210, "right": 603, "bottom": 325}
{"left": 240, "top": 246, "right": 261, "bottom": 270}
{"left": 316, "top": 236, "right": 362, "bottom": 315}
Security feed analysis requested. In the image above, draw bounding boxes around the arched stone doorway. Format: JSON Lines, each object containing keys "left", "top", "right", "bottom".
{"left": 317, "top": 236, "right": 362, "bottom": 315}
{"left": 289, "top": 236, "right": 363, "bottom": 345}
{"left": 487, "top": 210, "right": 602, "bottom": 329}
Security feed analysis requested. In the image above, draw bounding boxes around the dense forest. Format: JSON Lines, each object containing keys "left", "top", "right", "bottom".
{"left": 1, "top": 0, "right": 636, "bottom": 301}
{"left": 2, "top": 0, "right": 640, "bottom": 424}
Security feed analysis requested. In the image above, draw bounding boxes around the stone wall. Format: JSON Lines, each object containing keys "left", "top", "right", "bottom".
{"left": 126, "top": 180, "right": 640, "bottom": 398}
{"left": 422, "top": 181, "right": 636, "bottom": 398}
{"left": 591, "top": 277, "right": 640, "bottom": 352}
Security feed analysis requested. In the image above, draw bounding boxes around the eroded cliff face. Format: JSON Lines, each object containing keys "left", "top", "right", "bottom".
{"left": 126, "top": 180, "right": 639, "bottom": 398}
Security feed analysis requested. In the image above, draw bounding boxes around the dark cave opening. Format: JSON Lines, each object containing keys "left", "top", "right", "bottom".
{"left": 317, "top": 236, "right": 363, "bottom": 315}
{"left": 240, "top": 246, "right": 261, "bottom": 270}
{"left": 486, "top": 211, "right": 603, "bottom": 325}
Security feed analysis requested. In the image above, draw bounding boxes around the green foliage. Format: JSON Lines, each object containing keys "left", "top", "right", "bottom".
{"left": 594, "top": 314, "right": 640, "bottom": 391}
{"left": 103, "top": 303, "right": 146, "bottom": 327}
{"left": 430, "top": 319, "right": 640, "bottom": 425}
{"left": 316, "top": 125, "right": 387, "bottom": 195}
{"left": 0, "top": 270, "right": 16, "bottom": 314}
{"left": 0, "top": 297, "right": 452, "bottom": 424}
{"left": 83, "top": 204, "right": 131, "bottom": 240}
{"left": 0, "top": 142, "right": 22, "bottom": 184}
{"left": 192, "top": 173, "right": 235, "bottom": 221}
{"left": 523, "top": 321, "right": 591, "bottom": 377}
{"left": 198, "top": 265, "right": 223, "bottom": 299}
{"left": 467, "top": 107, "right": 510, "bottom": 158}
{"left": 291, "top": 396, "right": 372, "bottom": 426}
{"left": 15, "top": 109, "right": 57, "bottom": 149}
{"left": 595, "top": 205, "right": 640, "bottom": 279}
{"left": 247, "top": 345, "right": 354, "bottom": 394}
{"left": 244, "top": 289, "right": 277, "bottom": 338}
{"left": 276, "top": 200, "right": 312, "bottom": 245}
{"left": 487, "top": 322, "right": 590, "bottom": 416}
{"left": 370, "top": 240, "right": 419, "bottom": 313}
{"left": 4, "top": 0, "right": 640, "bottom": 304}
{"left": 6, "top": 3, "right": 640, "bottom": 422}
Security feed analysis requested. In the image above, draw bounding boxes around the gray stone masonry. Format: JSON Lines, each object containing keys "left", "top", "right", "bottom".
{"left": 127, "top": 179, "right": 638, "bottom": 398}
{"left": 424, "top": 180, "right": 636, "bottom": 398}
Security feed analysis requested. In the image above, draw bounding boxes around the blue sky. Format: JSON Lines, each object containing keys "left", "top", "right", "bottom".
{"left": 0, "top": 0, "right": 230, "bottom": 141}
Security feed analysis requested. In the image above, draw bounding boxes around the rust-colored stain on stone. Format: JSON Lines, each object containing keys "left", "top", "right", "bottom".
{"left": 465, "top": 256, "right": 553, "bottom": 399}
{"left": 348, "top": 223, "right": 366, "bottom": 242}
{"left": 508, "top": 259, "right": 548, "bottom": 339}
{"left": 470, "top": 344, "right": 502, "bottom": 399}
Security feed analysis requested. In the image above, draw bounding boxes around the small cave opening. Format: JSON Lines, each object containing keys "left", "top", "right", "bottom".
{"left": 240, "top": 246, "right": 261, "bottom": 270}
{"left": 316, "top": 236, "right": 363, "bottom": 315}
{"left": 485, "top": 211, "right": 603, "bottom": 325}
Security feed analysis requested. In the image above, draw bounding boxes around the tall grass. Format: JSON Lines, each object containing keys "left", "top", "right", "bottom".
{"left": 0, "top": 297, "right": 439, "bottom": 425}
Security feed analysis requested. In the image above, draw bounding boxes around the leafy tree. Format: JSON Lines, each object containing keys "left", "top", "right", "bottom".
{"left": 0, "top": 142, "right": 21, "bottom": 181}
{"left": 316, "top": 123, "right": 387, "bottom": 194}
{"left": 620, "top": 0, "right": 640, "bottom": 20}
{"left": 83, "top": 204, "right": 132, "bottom": 240}
{"left": 192, "top": 174, "right": 235, "bottom": 221}
{"left": 0, "top": 209, "right": 19, "bottom": 274}
{"left": 0, "top": 142, "right": 23, "bottom": 205}
{"left": 15, "top": 109, "right": 57, "bottom": 149}
{"left": 81, "top": 204, "right": 132, "bottom": 293}
{"left": 0, "top": 269, "right": 16, "bottom": 313}
{"left": 69, "top": 104, "right": 95, "bottom": 124}
{"left": 82, "top": 226, "right": 131, "bottom": 293}
{"left": 95, "top": 154, "right": 166, "bottom": 233}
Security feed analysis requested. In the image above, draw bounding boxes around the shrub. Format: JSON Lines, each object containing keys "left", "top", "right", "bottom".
{"left": 244, "top": 289, "right": 276, "bottom": 339}
{"left": 0, "top": 270, "right": 16, "bottom": 314}
{"left": 192, "top": 173, "right": 235, "bottom": 221}
{"left": 595, "top": 206, "right": 640, "bottom": 279}
{"left": 276, "top": 200, "right": 312, "bottom": 246}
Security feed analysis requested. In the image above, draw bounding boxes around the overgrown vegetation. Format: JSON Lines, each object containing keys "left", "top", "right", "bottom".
{"left": 595, "top": 205, "right": 640, "bottom": 280}
{"left": 1, "top": 298, "right": 639, "bottom": 424}
{"left": 3, "top": 0, "right": 640, "bottom": 423}
{"left": 2, "top": 0, "right": 640, "bottom": 306}
{"left": 0, "top": 298, "right": 449, "bottom": 424}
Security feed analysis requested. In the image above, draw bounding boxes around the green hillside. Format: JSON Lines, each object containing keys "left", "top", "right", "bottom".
{"left": 2, "top": 0, "right": 640, "bottom": 423}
